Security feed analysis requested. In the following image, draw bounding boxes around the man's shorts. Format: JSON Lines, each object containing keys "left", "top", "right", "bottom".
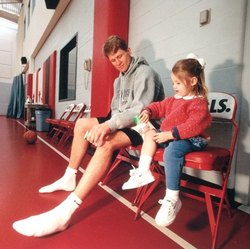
{"left": 97, "top": 112, "right": 143, "bottom": 147}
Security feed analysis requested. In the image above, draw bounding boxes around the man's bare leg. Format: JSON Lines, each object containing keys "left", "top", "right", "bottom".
{"left": 67, "top": 118, "right": 99, "bottom": 170}
{"left": 13, "top": 131, "right": 132, "bottom": 237}
{"left": 73, "top": 131, "right": 131, "bottom": 199}
{"left": 39, "top": 118, "right": 99, "bottom": 193}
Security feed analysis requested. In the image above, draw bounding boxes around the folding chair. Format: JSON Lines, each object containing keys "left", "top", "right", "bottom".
{"left": 57, "top": 104, "right": 91, "bottom": 147}
{"left": 46, "top": 103, "right": 76, "bottom": 137}
{"left": 133, "top": 92, "right": 238, "bottom": 249}
{"left": 51, "top": 103, "right": 86, "bottom": 143}
{"left": 101, "top": 145, "right": 142, "bottom": 185}
{"left": 101, "top": 119, "right": 161, "bottom": 185}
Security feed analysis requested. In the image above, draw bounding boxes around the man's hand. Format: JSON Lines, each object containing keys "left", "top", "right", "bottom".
{"left": 87, "top": 123, "right": 111, "bottom": 145}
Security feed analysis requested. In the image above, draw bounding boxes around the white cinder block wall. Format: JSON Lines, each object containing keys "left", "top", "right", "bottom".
{"left": 20, "top": 0, "right": 94, "bottom": 114}
{"left": 17, "top": 0, "right": 250, "bottom": 205}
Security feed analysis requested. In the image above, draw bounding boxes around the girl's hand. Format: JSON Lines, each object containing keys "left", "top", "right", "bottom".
{"left": 139, "top": 110, "right": 150, "bottom": 123}
{"left": 153, "top": 131, "right": 173, "bottom": 143}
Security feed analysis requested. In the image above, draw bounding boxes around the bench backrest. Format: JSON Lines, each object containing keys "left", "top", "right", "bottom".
{"left": 208, "top": 92, "right": 237, "bottom": 120}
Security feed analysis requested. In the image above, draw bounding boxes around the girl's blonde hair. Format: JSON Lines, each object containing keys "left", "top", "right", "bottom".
{"left": 172, "top": 58, "right": 209, "bottom": 100}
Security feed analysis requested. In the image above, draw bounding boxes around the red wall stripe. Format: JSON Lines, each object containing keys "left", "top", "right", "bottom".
{"left": 27, "top": 74, "right": 33, "bottom": 99}
{"left": 49, "top": 51, "right": 57, "bottom": 118}
{"left": 42, "top": 61, "right": 47, "bottom": 105}
{"left": 35, "top": 68, "right": 41, "bottom": 103}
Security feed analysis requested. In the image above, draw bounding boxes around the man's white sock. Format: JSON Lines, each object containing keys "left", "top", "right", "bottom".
{"left": 39, "top": 167, "right": 77, "bottom": 193}
{"left": 13, "top": 193, "right": 82, "bottom": 237}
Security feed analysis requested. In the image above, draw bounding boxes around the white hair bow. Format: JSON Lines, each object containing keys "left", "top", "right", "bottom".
{"left": 186, "top": 53, "right": 206, "bottom": 69}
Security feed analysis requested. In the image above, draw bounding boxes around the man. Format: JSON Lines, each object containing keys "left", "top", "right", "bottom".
{"left": 13, "top": 35, "right": 165, "bottom": 237}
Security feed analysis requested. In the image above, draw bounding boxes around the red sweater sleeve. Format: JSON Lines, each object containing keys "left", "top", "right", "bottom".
{"left": 144, "top": 97, "right": 171, "bottom": 119}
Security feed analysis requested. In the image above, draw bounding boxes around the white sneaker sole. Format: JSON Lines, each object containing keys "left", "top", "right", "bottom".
{"left": 122, "top": 175, "right": 155, "bottom": 190}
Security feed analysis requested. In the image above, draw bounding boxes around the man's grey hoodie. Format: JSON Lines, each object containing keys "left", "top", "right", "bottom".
{"left": 105, "top": 56, "right": 165, "bottom": 132}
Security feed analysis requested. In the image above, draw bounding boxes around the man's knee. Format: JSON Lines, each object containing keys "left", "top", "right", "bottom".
{"left": 74, "top": 118, "right": 91, "bottom": 135}
{"left": 103, "top": 131, "right": 131, "bottom": 151}
{"left": 101, "top": 139, "right": 122, "bottom": 152}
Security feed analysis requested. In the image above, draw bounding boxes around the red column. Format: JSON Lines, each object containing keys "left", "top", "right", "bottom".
{"left": 91, "top": 0, "right": 130, "bottom": 117}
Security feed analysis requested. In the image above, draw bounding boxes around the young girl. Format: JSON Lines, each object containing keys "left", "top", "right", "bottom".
{"left": 122, "top": 53, "right": 212, "bottom": 227}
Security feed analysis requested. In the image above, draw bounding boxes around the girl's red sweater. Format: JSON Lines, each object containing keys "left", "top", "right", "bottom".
{"left": 144, "top": 95, "right": 212, "bottom": 140}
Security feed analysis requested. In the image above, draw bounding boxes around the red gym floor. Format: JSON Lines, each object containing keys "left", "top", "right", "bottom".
{"left": 0, "top": 115, "right": 250, "bottom": 249}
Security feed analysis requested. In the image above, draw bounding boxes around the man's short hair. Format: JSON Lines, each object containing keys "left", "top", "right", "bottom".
{"left": 103, "top": 35, "right": 128, "bottom": 58}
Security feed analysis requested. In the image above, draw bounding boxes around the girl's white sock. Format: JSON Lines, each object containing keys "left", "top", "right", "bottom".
{"left": 13, "top": 193, "right": 82, "bottom": 237}
{"left": 166, "top": 189, "right": 180, "bottom": 202}
{"left": 138, "top": 155, "right": 152, "bottom": 173}
{"left": 39, "top": 167, "right": 77, "bottom": 193}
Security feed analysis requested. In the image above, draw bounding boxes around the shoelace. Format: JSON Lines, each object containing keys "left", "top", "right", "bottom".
{"left": 129, "top": 165, "right": 138, "bottom": 177}
{"left": 128, "top": 166, "right": 144, "bottom": 182}
{"left": 158, "top": 199, "right": 175, "bottom": 215}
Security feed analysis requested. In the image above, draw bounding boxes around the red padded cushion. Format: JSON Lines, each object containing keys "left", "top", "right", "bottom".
{"left": 153, "top": 147, "right": 230, "bottom": 171}
{"left": 154, "top": 148, "right": 164, "bottom": 161}
{"left": 46, "top": 118, "right": 61, "bottom": 125}
{"left": 184, "top": 147, "right": 230, "bottom": 170}
{"left": 127, "top": 145, "right": 142, "bottom": 150}
{"left": 46, "top": 118, "right": 53, "bottom": 123}
{"left": 60, "top": 120, "right": 75, "bottom": 129}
